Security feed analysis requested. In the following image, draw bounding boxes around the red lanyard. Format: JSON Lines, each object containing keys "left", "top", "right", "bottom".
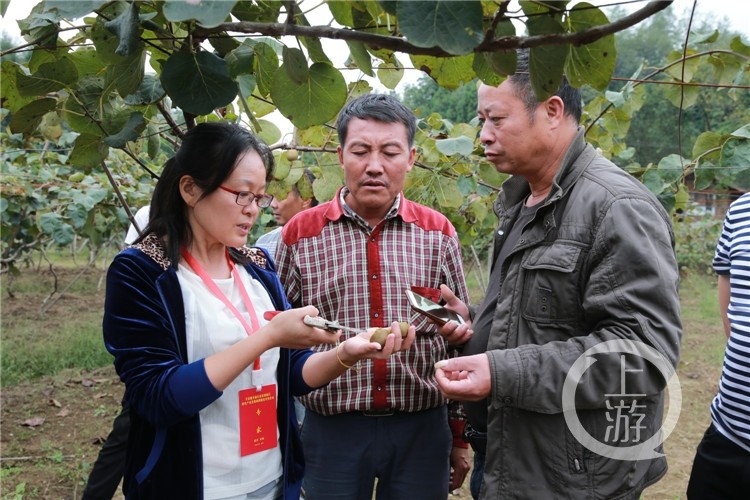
{"left": 180, "top": 247, "right": 262, "bottom": 372}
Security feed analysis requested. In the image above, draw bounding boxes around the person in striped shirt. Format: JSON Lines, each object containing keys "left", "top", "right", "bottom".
{"left": 688, "top": 192, "right": 750, "bottom": 499}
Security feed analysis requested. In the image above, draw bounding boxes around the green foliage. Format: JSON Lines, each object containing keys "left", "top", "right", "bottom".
{"left": 0, "top": 130, "right": 155, "bottom": 271}
{"left": 1, "top": 1, "right": 622, "bottom": 157}
{"left": 1, "top": 0, "right": 748, "bottom": 265}
{"left": 161, "top": 52, "right": 238, "bottom": 115}
{"left": 271, "top": 62, "right": 347, "bottom": 129}
{"left": 404, "top": 113, "right": 502, "bottom": 255}
{"left": 672, "top": 211, "right": 723, "bottom": 275}
{"left": 566, "top": 2, "right": 617, "bottom": 91}
{"left": 591, "top": 5, "right": 750, "bottom": 188}
{"left": 397, "top": 1, "right": 484, "bottom": 56}
{"left": 401, "top": 77, "right": 478, "bottom": 123}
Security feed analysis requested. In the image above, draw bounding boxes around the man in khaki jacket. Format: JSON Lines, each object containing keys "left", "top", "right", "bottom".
{"left": 435, "top": 49, "right": 682, "bottom": 499}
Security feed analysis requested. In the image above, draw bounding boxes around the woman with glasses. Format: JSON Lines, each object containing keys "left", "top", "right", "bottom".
{"left": 103, "top": 122, "right": 415, "bottom": 500}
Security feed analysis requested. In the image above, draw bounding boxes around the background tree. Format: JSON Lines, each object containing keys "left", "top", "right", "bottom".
{"left": 401, "top": 77, "right": 478, "bottom": 124}
{"left": 1, "top": 0, "right": 748, "bottom": 272}
{"left": 0, "top": 33, "right": 30, "bottom": 64}
{"left": 605, "top": 4, "right": 750, "bottom": 171}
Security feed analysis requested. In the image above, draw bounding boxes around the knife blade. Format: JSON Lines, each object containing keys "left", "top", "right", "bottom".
{"left": 302, "top": 315, "right": 361, "bottom": 334}
{"left": 262, "top": 311, "right": 360, "bottom": 334}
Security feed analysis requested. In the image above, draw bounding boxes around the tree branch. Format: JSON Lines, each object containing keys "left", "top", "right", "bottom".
{"left": 196, "top": 1, "right": 672, "bottom": 56}
{"left": 488, "top": 0, "right": 673, "bottom": 50}
{"left": 0, "top": 237, "right": 44, "bottom": 265}
{"left": 156, "top": 101, "right": 185, "bottom": 139}
{"left": 585, "top": 49, "right": 746, "bottom": 136}
{"left": 482, "top": 1, "right": 511, "bottom": 45}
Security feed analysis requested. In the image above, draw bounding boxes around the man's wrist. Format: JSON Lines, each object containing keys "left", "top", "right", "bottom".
{"left": 449, "top": 419, "right": 469, "bottom": 449}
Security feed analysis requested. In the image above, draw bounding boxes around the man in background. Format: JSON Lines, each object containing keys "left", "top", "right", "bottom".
{"left": 256, "top": 169, "right": 317, "bottom": 428}
{"left": 82, "top": 205, "right": 149, "bottom": 499}
{"left": 687, "top": 192, "right": 750, "bottom": 499}
{"left": 256, "top": 168, "right": 317, "bottom": 259}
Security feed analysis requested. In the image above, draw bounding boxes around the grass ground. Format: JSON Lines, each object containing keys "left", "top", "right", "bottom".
{"left": 0, "top": 267, "right": 726, "bottom": 499}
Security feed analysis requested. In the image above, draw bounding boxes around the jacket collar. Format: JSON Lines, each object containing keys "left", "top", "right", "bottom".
{"left": 552, "top": 126, "right": 590, "bottom": 198}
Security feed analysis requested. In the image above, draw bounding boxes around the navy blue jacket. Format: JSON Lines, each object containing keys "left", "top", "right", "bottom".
{"left": 103, "top": 235, "right": 313, "bottom": 499}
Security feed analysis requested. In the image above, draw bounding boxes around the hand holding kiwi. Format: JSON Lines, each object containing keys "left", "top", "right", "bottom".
{"left": 370, "top": 321, "right": 409, "bottom": 349}
{"left": 338, "top": 322, "right": 414, "bottom": 365}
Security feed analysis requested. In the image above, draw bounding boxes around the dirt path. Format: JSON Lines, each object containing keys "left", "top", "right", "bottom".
{"left": 0, "top": 273, "right": 724, "bottom": 499}
{"left": 0, "top": 353, "right": 722, "bottom": 499}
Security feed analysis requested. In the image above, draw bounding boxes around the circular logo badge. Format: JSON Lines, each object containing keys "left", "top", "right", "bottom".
{"left": 562, "top": 339, "right": 682, "bottom": 460}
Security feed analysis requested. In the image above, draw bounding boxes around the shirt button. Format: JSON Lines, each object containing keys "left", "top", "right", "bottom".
{"left": 370, "top": 238, "right": 376, "bottom": 242}
{"left": 373, "top": 313, "right": 380, "bottom": 318}
{"left": 502, "top": 396, "right": 513, "bottom": 405}
{"left": 498, "top": 230, "right": 504, "bottom": 236}
{"left": 376, "top": 385, "right": 383, "bottom": 391}
{"left": 372, "top": 274, "right": 377, "bottom": 280}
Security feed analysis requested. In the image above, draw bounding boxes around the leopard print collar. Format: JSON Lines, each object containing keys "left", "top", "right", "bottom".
{"left": 130, "top": 234, "right": 268, "bottom": 271}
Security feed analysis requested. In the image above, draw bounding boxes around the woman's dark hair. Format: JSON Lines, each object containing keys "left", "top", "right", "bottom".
{"left": 509, "top": 49, "right": 583, "bottom": 123}
{"left": 138, "top": 122, "right": 274, "bottom": 266}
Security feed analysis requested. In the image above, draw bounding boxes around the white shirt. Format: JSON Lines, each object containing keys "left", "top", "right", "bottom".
{"left": 177, "top": 264, "right": 283, "bottom": 499}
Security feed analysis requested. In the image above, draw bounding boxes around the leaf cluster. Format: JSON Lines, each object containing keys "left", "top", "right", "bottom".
{"left": 1, "top": 0, "right": 748, "bottom": 262}
{"left": 0, "top": 129, "right": 154, "bottom": 272}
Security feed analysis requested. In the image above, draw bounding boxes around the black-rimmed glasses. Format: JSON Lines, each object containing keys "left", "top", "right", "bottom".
{"left": 219, "top": 185, "right": 274, "bottom": 208}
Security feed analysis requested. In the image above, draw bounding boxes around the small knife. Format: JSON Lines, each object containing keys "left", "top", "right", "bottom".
{"left": 301, "top": 315, "right": 362, "bottom": 334}
{"left": 262, "top": 311, "right": 361, "bottom": 334}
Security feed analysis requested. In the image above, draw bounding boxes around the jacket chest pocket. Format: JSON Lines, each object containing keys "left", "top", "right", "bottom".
{"left": 520, "top": 242, "right": 582, "bottom": 326}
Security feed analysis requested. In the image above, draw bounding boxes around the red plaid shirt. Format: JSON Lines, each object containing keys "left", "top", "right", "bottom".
{"left": 276, "top": 188, "right": 469, "bottom": 423}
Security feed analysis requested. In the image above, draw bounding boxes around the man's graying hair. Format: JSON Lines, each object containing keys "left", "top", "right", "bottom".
{"left": 336, "top": 93, "right": 417, "bottom": 147}
{"left": 508, "top": 49, "right": 583, "bottom": 123}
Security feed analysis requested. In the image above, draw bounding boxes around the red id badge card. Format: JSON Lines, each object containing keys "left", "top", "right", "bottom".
{"left": 239, "top": 385, "right": 278, "bottom": 456}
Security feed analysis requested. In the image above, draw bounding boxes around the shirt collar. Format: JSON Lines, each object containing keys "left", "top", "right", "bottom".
{"left": 339, "top": 186, "right": 402, "bottom": 231}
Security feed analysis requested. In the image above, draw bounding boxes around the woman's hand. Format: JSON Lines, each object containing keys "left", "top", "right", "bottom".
{"left": 337, "top": 321, "right": 416, "bottom": 365}
{"left": 263, "top": 306, "right": 340, "bottom": 349}
{"left": 207, "top": 306, "right": 337, "bottom": 391}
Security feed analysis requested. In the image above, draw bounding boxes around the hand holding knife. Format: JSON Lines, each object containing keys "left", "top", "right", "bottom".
{"left": 262, "top": 311, "right": 360, "bottom": 334}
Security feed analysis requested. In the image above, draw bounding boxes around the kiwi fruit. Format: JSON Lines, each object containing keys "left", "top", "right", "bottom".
{"left": 370, "top": 328, "right": 391, "bottom": 348}
{"left": 398, "top": 322, "right": 409, "bottom": 337}
{"left": 371, "top": 323, "right": 410, "bottom": 348}
{"left": 285, "top": 148, "right": 299, "bottom": 161}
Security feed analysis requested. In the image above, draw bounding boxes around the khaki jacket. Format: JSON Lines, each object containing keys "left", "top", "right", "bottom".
{"left": 481, "top": 129, "right": 682, "bottom": 499}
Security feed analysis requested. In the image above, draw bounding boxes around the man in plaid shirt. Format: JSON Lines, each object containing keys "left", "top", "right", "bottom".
{"left": 275, "top": 93, "right": 471, "bottom": 499}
